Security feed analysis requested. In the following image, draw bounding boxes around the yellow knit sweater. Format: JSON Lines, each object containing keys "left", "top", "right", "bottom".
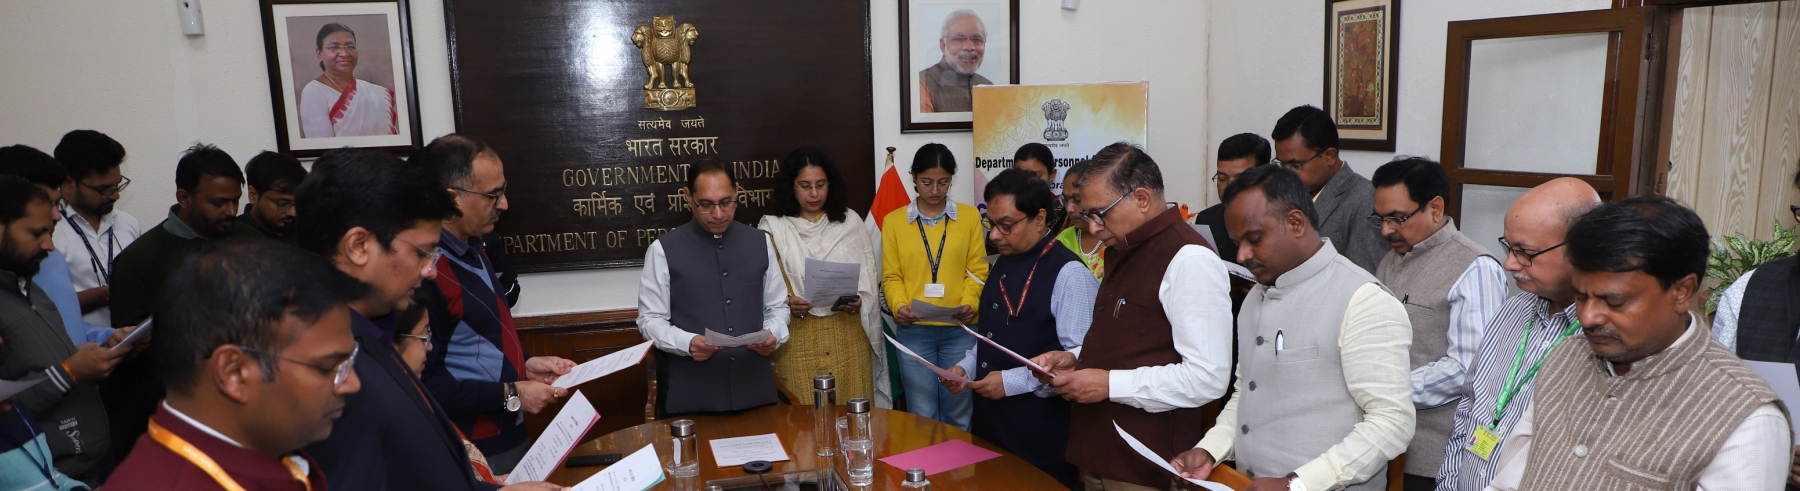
{"left": 880, "top": 203, "right": 989, "bottom": 325}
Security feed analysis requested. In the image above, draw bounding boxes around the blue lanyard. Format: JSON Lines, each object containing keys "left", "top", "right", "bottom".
{"left": 1, "top": 409, "right": 58, "bottom": 486}
{"left": 915, "top": 220, "right": 948, "bottom": 283}
{"left": 60, "top": 208, "right": 114, "bottom": 283}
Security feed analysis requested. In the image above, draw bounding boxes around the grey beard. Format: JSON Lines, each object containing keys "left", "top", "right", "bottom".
{"left": 941, "top": 55, "right": 980, "bottom": 76}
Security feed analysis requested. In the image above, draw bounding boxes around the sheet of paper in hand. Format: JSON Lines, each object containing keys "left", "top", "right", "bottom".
{"left": 960, "top": 325, "right": 1054, "bottom": 378}
{"left": 1115, "top": 421, "right": 1234, "bottom": 491}
{"left": 803, "top": 258, "right": 861, "bottom": 308}
{"left": 884, "top": 333, "right": 970, "bottom": 383}
{"left": 704, "top": 329, "right": 772, "bottom": 348}
{"left": 553, "top": 340, "right": 654, "bottom": 389}
{"left": 908, "top": 300, "right": 961, "bottom": 324}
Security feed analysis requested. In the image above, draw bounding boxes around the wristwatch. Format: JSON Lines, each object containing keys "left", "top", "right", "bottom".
{"left": 504, "top": 382, "right": 521, "bottom": 412}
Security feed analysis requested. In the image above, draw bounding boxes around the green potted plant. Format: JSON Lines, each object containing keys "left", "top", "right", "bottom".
{"left": 1705, "top": 221, "right": 1798, "bottom": 315}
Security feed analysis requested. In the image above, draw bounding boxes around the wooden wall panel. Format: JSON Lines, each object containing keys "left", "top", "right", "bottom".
{"left": 1693, "top": 2, "right": 1779, "bottom": 238}
{"left": 515, "top": 309, "right": 654, "bottom": 446}
{"left": 1666, "top": 7, "right": 1713, "bottom": 205}
{"left": 1755, "top": 2, "right": 1800, "bottom": 240}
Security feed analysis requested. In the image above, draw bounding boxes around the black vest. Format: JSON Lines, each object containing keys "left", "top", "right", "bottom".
{"left": 970, "top": 233, "right": 1078, "bottom": 467}
{"left": 658, "top": 221, "right": 778, "bottom": 414}
{"left": 1738, "top": 256, "right": 1800, "bottom": 363}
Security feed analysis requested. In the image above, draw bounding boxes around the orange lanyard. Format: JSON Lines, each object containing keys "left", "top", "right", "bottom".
{"left": 148, "top": 419, "right": 312, "bottom": 491}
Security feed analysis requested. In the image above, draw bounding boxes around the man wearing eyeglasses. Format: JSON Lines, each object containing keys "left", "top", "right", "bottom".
{"left": 917, "top": 9, "right": 993, "bottom": 113}
{"left": 1029, "top": 143, "right": 1234, "bottom": 490}
{"left": 1195, "top": 132, "right": 1273, "bottom": 269}
{"left": 299, "top": 149, "right": 562, "bottom": 491}
{"left": 1432, "top": 177, "right": 1598, "bottom": 491}
{"left": 107, "top": 239, "right": 364, "bottom": 490}
{"left": 413, "top": 134, "right": 576, "bottom": 475}
{"left": 1270, "top": 105, "right": 1390, "bottom": 273}
{"left": 638, "top": 159, "right": 790, "bottom": 418}
{"left": 238, "top": 151, "right": 308, "bottom": 241}
{"left": 1367, "top": 158, "right": 1507, "bottom": 491}
{"left": 52, "top": 129, "right": 142, "bottom": 330}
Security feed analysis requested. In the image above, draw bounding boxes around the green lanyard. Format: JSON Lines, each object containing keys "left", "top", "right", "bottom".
{"left": 1490, "top": 316, "right": 1582, "bottom": 427}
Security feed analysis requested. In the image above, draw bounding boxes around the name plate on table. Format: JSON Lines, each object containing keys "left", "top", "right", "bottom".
{"left": 446, "top": 0, "right": 875, "bottom": 272}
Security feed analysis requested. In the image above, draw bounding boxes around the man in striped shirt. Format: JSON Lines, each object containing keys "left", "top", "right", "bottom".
{"left": 1433, "top": 178, "right": 1598, "bottom": 491}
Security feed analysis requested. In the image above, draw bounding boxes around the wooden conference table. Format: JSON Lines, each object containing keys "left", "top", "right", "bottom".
{"left": 549, "top": 406, "right": 1064, "bottom": 490}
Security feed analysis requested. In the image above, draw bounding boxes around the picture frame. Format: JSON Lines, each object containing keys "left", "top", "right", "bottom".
{"left": 1324, "top": 0, "right": 1400, "bottom": 152}
{"left": 900, "top": 0, "right": 1020, "bottom": 133}
{"left": 259, "top": 0, "right": 423, "bottom": 156}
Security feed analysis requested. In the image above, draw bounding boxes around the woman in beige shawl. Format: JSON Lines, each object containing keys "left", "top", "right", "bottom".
{"left": 757, "top": 148, "right": 890, "bottom": 407}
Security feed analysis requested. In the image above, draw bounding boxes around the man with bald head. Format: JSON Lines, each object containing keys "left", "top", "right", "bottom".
{"left": 1433, "top": 178, "right": 1600, "bottom": 491}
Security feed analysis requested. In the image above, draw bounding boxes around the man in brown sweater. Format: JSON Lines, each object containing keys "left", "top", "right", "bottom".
{"left": 1032, "top": 143, "right": 1234, "bottom": 490}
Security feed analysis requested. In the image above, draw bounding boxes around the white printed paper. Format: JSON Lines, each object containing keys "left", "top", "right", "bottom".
{"left": 909, "top": 300, "right": 960, "bottom": 324}
{"left": 554, "top": 341, "right": 654, "bottom": 389}
{"left": 507, "top": 390, "right": 602, "bottom": 484}
{"left": 885, "top": 333, "right": 970, "bottom": 383}
{"left": 111, "top": 317, "right": 153, "bottom": 350}
{"left": 703, "top": 329, "right": 771, "bottom": 348}
{"left": 573, "top": 444, "right": 665, "bottom": 491}
{"left": 1744, "top": 360, "right": 1800, "bottom": 440}
{"left": 709, "top": 433, "right": 790, "bottom": 467}
{"left": 1192, "top": 224, "right": 1218, "bottom": 250}
{"left": 0, "top": 378, "right": 44, "bottom": 402}
{"left": 961, "top": 325, "right": 1054, "bottom": 378}
{"left": 803, "top": 258, "right": 861, "bottom": 308}
{"left": 1223, "top": 261, "right": 1255, "bottom": 282}
{"left": 1114, "top": 421, "right": 1234, "bottom": 491}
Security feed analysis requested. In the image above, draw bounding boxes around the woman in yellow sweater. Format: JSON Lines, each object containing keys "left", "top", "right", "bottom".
{"left": 881, "top": 143, "right": 988, "bottom": 430}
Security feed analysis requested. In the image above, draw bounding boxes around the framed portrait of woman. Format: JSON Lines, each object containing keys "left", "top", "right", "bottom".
{"left": 899, "top": 0, "right": 1019, "bottom": 133}
{"left": 260, "top": 0, "right": 422, "bottom": 156}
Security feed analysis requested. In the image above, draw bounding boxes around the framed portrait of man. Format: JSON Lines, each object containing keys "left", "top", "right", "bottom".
{"left": 900, "top": 0, "right": 1019, "bottom": 132}
{"left": 259, "top": 0, "right": 423, "bottom": 156}
{"left": 1325, "top": 0, "right": 1400, "bottom": 151}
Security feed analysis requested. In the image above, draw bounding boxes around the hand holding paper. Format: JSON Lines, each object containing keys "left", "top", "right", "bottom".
{"left": 1114, "top": 422, "right": 1234, "bottom": 491}
{"left": 111, "top": 317, "right": 153, "bottom": 350}
{"left": 960, "top": 325, "right": 1054, "bottom": 378}
{"left": 554, "top": 341, "right": 654, "bottom": 389}
{"left": 908, "top": 300, "right": 961, "bottom": 324}
{"left": 802, "top": 259, "right": 861, "bottom": 308}
{"left": 507, "top": 390, "right": 602, "bottom": 484}
{"left": 885, "top": 334, "right": 970, "bottom": 383}
{"left": 703, "top": 329, "right": 771, "bottom": 348}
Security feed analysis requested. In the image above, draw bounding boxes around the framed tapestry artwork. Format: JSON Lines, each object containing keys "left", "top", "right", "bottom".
{"left": 1324, "top": 0, "right": 1400, "bottom": 152}
{"left": 259, "top": 0, "right": 423, "bottom": 156}
{"left": 900, "top": 0, "right": 1020, "bottom": 132}
{"left": 445, "top": 0, "right": 874, "bottom": 272}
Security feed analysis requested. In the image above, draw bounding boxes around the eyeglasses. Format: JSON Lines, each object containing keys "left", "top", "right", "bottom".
{"left": 394, "top": 236, "right": 442, "bottom": 276}
{"left": 1210, "top": 174, "right": 1234, "bottom": 184}
{"left": 1273, "top": 151, "right": 1323, "bottom": 170}
{"left": 692, "top": 198, "right": 737, "bottom": 214}
{"left": 80, "top": 176, "right": 130, "bottom": 197}
{"left": 1078, "top": 192, "right": 1131, "bottom": 227}
{"left": 452, "top": 184, "right": 507, "bottom": 203}
{"left": 989, "top": 214, "right": 1028, "bottom": 235}
{"left": 397, "top": 332, "right": 432, "bottom": 348}
{"left": 322, "top": 44, "right": 358, "bottom": 54}
{"left": 241, "top": 343, "right": 359, "bottom": 388}
{"left": 1366, "top": 204, "right": 1426, "bottom": 229}
{"left": 1497, "top": 237, "right": 1565, "bottom": 267}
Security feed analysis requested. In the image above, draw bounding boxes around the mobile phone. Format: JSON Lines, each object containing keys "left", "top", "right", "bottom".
{"left": 832, "top": 295, "right": 857, "bottom": 310}
{"left": 566, "top": 453, "right": 623, "bottom": 468}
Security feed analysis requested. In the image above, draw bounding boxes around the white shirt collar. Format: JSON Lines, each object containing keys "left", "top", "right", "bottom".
{"left": 163, "top": 401, "right": 245, "bottom": 448}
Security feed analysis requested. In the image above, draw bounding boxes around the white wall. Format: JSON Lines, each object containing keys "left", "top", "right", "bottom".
{"left": 0, "top": 0, "right": 1608, "bottom": 316}
{"left": 1205, "top": 0, "right": 1611, "bottom": 204}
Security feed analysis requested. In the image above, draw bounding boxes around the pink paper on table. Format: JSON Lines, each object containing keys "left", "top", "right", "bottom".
{"left": 878, "top": 439, "right": 1001, "bottom": 475}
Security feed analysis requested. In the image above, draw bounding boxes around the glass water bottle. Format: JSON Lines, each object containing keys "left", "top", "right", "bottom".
{"left": 842, "top": 398, "right": 875, "bottom": 487}
{"left": 669, "top": 419, "right": 700, "bottom": 490}
{"left": 813, "top": 375, "right": 838, "bottom": 457}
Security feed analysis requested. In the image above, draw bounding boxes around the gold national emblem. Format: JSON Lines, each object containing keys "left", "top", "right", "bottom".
{"left": 631, "top": 15, "right": 699, "bottom": 111}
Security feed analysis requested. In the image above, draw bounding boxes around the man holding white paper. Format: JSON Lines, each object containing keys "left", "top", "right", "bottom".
{"left": 640, "top": 161, "right": 790, "bottom": 418}
{"left": 939, "top": 169, "right": 1094, "bottom": 489}
{"left": 1030, "top": 145, "right": 1235, "bottom": 490}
